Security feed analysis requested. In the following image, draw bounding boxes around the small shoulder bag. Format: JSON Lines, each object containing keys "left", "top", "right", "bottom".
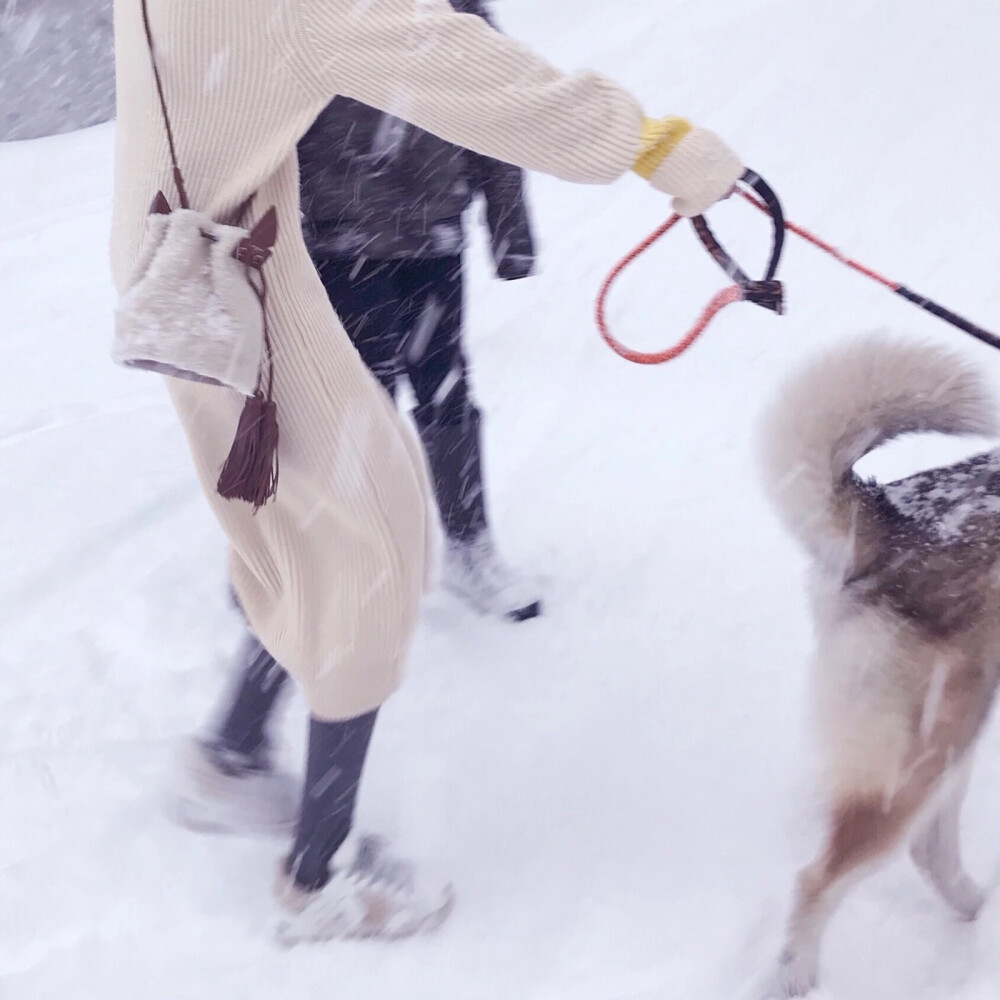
{"left": 113, "top": 0, "right": 280, "bottom": 510}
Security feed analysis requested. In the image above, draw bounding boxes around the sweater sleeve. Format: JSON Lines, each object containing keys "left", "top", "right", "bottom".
{"left": 284, "top": 0, "right": 645, "bottom": 185}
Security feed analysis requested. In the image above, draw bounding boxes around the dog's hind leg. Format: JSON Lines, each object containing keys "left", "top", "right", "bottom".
{"left": 766, "top": 776, "right": 944, "bottom": 999}
{"left": 910, "top": 757, "right": 985, "bottom": 920}
{"left": 766, "top": 719, "right": 982, "bottom": 999}
{"left": 766, "top": 796, "right": 907, "bottom": 997}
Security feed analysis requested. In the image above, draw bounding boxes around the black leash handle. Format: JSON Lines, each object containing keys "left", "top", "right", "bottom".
{"left": 690, "top": 169, "right": 786, "bottom": 314}
{"left": 893, "top": 286, "right": 1000, "bottom": 353}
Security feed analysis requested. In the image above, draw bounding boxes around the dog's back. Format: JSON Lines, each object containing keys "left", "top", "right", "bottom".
{"left": 868, "top": 449, "right": 1000, "bottom": 633}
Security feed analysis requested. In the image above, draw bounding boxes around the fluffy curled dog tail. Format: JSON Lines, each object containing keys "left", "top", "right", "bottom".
{"left": 759, "top": 333, "right": 997, "bottom": 570}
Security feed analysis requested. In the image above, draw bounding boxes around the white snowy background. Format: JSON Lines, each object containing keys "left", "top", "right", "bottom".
{"left": 3, "top": 1, "right": 1000, "bottom": 998}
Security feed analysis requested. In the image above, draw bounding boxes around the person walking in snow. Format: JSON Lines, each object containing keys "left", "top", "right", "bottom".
{"left": 112, "top": 0, "right": 743, "bottom": 944}
{"left": 297, "top": 0, "right": 541, "bottom": 622}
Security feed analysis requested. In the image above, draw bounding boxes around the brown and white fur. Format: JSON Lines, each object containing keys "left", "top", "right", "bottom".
{"left": 759, "top": 334, "right": 1000, "bottom": 997}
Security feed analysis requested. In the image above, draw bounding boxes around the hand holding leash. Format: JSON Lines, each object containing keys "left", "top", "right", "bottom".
{"left": 597, "top": 169, "right": 1000, "bottom": 364}
{"left": 596, "top": 169, "right": 786, "bottom": 364}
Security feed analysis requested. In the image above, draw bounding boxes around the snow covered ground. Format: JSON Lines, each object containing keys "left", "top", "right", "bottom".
{"left": 4, "top": 1, "right": 1000, "bottom": 998}
{"left": 0, "top": 0, "right": 115, "bottom": 142}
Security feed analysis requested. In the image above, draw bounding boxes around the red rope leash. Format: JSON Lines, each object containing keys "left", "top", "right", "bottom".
{"left": 595, "top": 214, "right": 746, "bottom": 365}
{"left": 735, "top": 189, "right": 897, "bottom": 290}
{"left": 597, "top": 172, "right": 1000, "bottom": 364}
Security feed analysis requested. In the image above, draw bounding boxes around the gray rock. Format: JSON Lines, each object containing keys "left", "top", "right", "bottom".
{"left": 1, "top": 0, "right": 115, "bottom": 142}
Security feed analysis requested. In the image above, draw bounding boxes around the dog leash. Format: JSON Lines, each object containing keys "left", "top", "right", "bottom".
{"left": 596, "top": 168, "right": 1000, "bottom": 362}
{"left": 735, "top": 188, "right": 1000, "bottom": 352}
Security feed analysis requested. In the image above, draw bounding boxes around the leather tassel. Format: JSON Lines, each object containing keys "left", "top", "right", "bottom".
{"left": 217, "top": 391, "right": 279, "bottom": 512}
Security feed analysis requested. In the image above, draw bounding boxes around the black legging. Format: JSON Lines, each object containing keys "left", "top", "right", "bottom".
{"left": 211, "top": 636, "right": 288, "bottom": 763}
{"left": 210, "top": 637, "right": 377, "bottom": 891}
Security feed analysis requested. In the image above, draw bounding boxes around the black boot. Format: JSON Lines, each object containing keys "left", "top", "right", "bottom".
{"left": 285, "top": 709, "right": 379, "bottom": 891}
{"left": 412, "top": 401, "right": 488, "bottom": 542}
{"left": 413, "top": 403, "right": 541, "bottom": 621}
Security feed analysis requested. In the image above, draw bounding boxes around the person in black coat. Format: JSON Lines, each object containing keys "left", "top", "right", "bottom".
{"left": 297, "top": 0, "right": 541, "bottom": 621}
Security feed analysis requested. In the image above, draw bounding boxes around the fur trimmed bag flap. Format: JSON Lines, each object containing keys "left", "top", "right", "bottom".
{"left": 113, "top": 200, "right": 277, "bottom": 397}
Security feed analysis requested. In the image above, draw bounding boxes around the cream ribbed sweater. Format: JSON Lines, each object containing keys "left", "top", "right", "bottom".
{"left": 110, "top": 0, "right": 645, "bottom": 719}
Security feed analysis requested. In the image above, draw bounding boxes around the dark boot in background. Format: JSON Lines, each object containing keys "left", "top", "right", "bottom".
{"left": 413, "top": 402, "right": 541, "bottom": 621}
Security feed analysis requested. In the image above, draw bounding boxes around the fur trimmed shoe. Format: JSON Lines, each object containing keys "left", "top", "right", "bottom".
{"left": 275, "top": 834, "right": 455, "bottom": 944}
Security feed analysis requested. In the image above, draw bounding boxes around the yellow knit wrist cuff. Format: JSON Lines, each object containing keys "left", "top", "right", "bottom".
{"left": 633, "top": 116, "right": 693, "bottom": 180}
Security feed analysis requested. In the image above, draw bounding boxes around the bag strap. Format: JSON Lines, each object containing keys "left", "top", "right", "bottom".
{"left": 138, "top": 0, "right": 280, "bottom": 510}
{"left": 140, "top": 0, "right": 190, "bottom": 209}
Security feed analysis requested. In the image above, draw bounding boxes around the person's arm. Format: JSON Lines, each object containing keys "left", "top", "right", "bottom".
{"left": 448, "top": 0, "right": 500, "bottom": 29}
{"left": 454, "top": 0, "right": 533, "bottom": 279}
{"left": 466, "top": 152, "right": 536, "bottom": 280}
{"left": 283, "top": 0, "right": 644, "bottom": 186}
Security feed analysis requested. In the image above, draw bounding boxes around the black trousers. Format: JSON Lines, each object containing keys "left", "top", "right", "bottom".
{"left": 315, "top": 254, "right": 492, "bottom": 542}
{"left": 315, "top": 255, "right": 470, "bottom": 422}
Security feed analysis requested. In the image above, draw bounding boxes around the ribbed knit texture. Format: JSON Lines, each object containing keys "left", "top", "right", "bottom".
{"left": 632, "top": 116, "right": 692, "bottom": 180}
{"left": 643, "top": 126, "right": 743, "bottom": 218}
{"left": 110, "top": 0, "right": 645, "bottom": 718}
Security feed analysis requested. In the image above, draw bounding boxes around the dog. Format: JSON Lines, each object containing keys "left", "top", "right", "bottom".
{"left": 758, "top": 333, "right": 1000, "bottom": 997}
